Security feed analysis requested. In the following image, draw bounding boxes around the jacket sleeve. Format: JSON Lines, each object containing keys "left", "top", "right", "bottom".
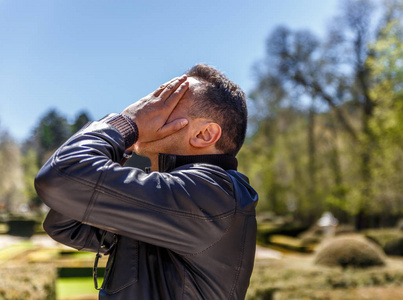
{"left": 35, "top": 118, "right": 236, "bottom": 255}
{"left": 43, "top": 209, "right": 115, "bottom": 254}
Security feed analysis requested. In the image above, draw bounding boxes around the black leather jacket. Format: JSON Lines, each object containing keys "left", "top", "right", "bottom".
{"left": 35, "top": 116, "right": 258, "bottom": 299}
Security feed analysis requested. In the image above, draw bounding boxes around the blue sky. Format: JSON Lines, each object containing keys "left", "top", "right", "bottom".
{"left": 0, "top": 0, "right": 340, "bottom": 141}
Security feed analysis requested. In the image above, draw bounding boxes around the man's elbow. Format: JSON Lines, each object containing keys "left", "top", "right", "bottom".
{"left": 42, "top": 214, "right": 55, "bottom": 237}
{"left": 34, "top": 167, "right": 51, "bottom": 207}
{"left": 42, "top": 210, "right": 89, "bottom": 251}
{"left": 42, "top": 220, "right": 72, "bottom": 248}
{"left": 34, "top": 162, "right": 65, "bottom": 209}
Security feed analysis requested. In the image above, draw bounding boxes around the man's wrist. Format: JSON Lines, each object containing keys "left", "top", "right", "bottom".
{"left": 103, "top": 114, "right": 139, "bottom": 149}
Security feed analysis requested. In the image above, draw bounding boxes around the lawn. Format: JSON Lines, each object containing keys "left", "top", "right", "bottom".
{"left": 57, "top": 277, "right": 99, "bottom": 300}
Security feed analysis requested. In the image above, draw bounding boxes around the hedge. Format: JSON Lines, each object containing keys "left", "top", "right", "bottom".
{"left": 0, "top": 263, "right": 56, "bottom": 300}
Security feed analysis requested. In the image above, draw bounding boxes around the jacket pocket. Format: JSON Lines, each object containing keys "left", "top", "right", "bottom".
{"left": 103, "top": 236, "right": 139, "bottom": 294}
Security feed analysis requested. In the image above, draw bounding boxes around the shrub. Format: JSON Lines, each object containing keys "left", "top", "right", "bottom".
{"left": 269, "top": 235, "right": 312, "bottom": 252}
{"left": 364, "top": 228, "right": 403, "bottom": 256}
{"left": 384, "top": 238, "right": 403, "bottom": 256}
{"left": 298, "top": 224, "right": 357, "bottom": 247}
{"left": 298, "top": 226, "right": 323, "bottom": 245}
{"left": 335, "top": 224, "right": 356, "bottom": 235}
{"left": 314, "top": 235, "right": 386, "bottom": 268}
{"left": 7, "top": 219, "right": 37, "bottom": 237}
{"left": 256, "top": 221, "right": 308, "bottom": 247}
{"left": 0, "top": 263, "right": 56, "bottom": 300}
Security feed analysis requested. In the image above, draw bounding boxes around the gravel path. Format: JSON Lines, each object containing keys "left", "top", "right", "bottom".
{"left": 255, "top": 245, "right": 283, "bottom": 259}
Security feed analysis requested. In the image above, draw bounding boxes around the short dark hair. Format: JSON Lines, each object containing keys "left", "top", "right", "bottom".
{"left": 186, "top": 64, "right": 247, "bottom": 156}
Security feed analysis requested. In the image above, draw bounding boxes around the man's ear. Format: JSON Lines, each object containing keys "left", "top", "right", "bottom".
{"left": 190, "top": 123, "right": 222, "bottom": 148}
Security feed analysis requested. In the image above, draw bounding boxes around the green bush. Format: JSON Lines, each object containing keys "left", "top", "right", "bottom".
{"left": 298, "top": 224, "right": 357, "bottom": 247}
{"left": 384, "top": 237, "right": 403, "bottom": 256}
{"left": 335, "top": 224, "right": 356, "bottom": 235}
{"left": 256, "top": 222, "right": 308, "bottom": 247}
{"left": 0, "top": 264, "right": 56, "bottom": 300}
{"left": 314, "top": 235, "right": 386, "bottom": 268}
{"left": 298, "top": 226, "right": 323, "bottom": 245}
{"left": 364, "top": 228, "right": 403, "bottom": 256}
{"left": 269, "top": 235, "right": 312, "bottom": 252}
{"left": 7, "top": 219, "right": 37, "bottom": 237}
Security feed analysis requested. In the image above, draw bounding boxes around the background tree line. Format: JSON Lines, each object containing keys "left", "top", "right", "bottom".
{"left": 0, "top": 110, "right": 91, "bottom": 216}
{"left": 0, "top": 108, "right": 149, "bottom": 217}
{"left": 238, "top": 0, "right": 403, "bottom": 229}
{"left": 0, "top": 0, "right": 401, "bottom": 229}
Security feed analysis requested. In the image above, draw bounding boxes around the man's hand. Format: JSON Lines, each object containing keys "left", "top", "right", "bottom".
{"left": 122, "top": 75, "right": 189, "bottom": 149}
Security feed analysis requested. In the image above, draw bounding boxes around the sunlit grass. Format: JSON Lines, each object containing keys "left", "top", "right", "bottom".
{"left": 27, "top": 247, "right": 60, "bottom": 262}
{"left": 61, "top": 250, "right": 97, "bottom": 259}
{"left": 0, "top": 224, "right": 8, "bottom": 234}
{"left": 0, "top": 241, "right": 35, "bottom": 261}
{"left": 57, "top": 277, "right": 100, "bottom": 299}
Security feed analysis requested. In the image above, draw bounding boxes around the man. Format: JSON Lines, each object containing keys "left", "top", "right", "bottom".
{"left": 35, "top": 64, "right": 258, "bottom": 299}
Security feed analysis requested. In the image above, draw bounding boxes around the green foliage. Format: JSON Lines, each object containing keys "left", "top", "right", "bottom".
{"left": 6, "top": 219, "right": 37, "bottom": 237}
{"left": 383, "top": 237, "right": 403, "bottom": 256}
{"left": 240, "top": 0, "right": 403, "bottom": 227}
{"left": 364, "top": 228, "right": 403, "bottom": 249}
{"left": 298, "top": 226, "right": 323, "bottom": 245}
{"left": 72, "top": 111, "right": 91, "bottom": 133}
{"left": 256, "top": 220, "right": 308, "bottom": 247}
{"left": 34, "top": 109, "right": 71, "bottom": 155}
{"left": 0, "top": 131, "right": 28, "bottom": 214}
{"left": 21, "top": 148, "right": 40, "bottom": 207}
{"left": 25, "top": 109, "right": 92, "bottom": 166}
{"left": 314, "top": 235, "right": 386, "bottom": 268}
{"left": 269, "top": 235, "right": 312, "bottom": 252}
{"left": 367, "top": 18, "right": 403, "bottom": 216}
{"left": 17, "top": 109, "right": 93, "bottom": 211}
{"left": 364, "top": 228, "right": 403, "bottom": 256}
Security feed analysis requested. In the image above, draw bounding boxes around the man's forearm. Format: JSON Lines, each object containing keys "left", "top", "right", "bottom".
{"left": 44, "top": 209, "right": 114, "bottom": 253}
{"left": 35, "top": 117, "right": 128, "bottom": 222}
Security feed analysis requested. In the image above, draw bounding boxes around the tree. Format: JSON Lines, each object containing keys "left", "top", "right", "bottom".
{"left": 367, "top": 12, "right": 403, "bottom": 219}
{"left": 25, "top": 109, "right": 71, "bottom": 165}
{"left": 21, "top": 109, "right": 93, "bottom": 212}
{"left": 72, "top": 111, "right": 91, "bottom": 133}
{"left": 21, "top": 148, "right": 41, "bottom": 208}
{"left": 0, "top": 130, "right": 27, "bottom": 214}
{"left": 242, "top": 0, "right": 403, "bottom": 227}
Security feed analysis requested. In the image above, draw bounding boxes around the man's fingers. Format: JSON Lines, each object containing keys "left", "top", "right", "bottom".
{"left": 153, "top": 77, "right": 179, "bottom": 97}
{"left": 157, "top": 118, "right": 189, "bottom": 139}
{"left": 158, "top": 75, "right": 187, "bottom": 100}
{"left": 164, "top": 81, "right": 189, "bottom": 107}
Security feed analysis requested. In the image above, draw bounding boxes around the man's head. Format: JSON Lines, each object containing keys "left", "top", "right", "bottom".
{"left": 134, "top": 64, "right": 247, "bottom": 166}
{"left": 186, "top": 64, "right": 248, "bottom": 156}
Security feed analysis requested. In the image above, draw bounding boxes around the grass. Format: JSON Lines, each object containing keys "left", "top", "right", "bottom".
{"left": 55, "top": 251, "right": 107, "bottom": 299}
{"left": 0, "top": 240, "right": 35, "bottom": 262}
{"left": 27, "top": 247, "right": 60, "bottom": 262}
{"left": 57, "top": 277, "right": 100, "bottom": 300}
{"left": 60, "top": 250, "right": 97, "bottom": 259}
{"left": 0, "top": 224, "right": 8, "bottom": 234}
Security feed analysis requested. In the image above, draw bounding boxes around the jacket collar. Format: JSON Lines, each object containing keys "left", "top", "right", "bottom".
{"left": 157, "top": 153, "right": 238, "bottom": 173}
